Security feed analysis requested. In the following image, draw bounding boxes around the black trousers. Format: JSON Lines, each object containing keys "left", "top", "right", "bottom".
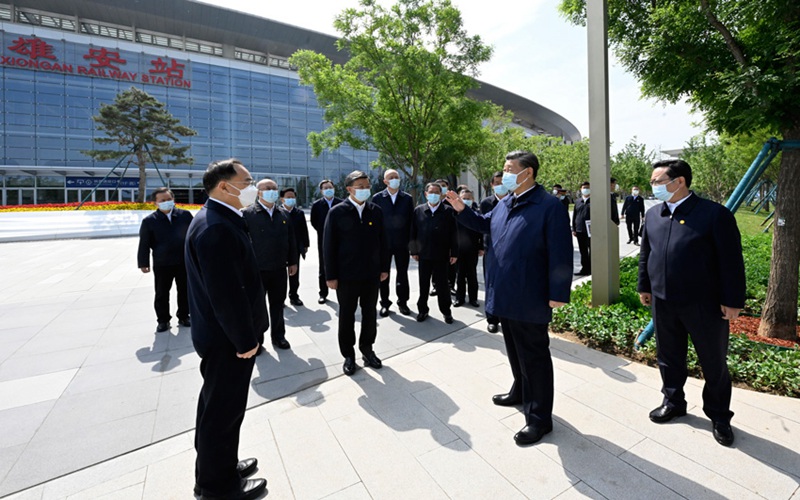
{"left": 317, "top": 238, "right": 329, "bottom": 299}
{"left": 456, "top": 251, "right": 479, "bottom": 302}
{"left": 379, "top": 248, "right": 410, "bottom": 308}
{"left": 259, "top": 269, "right": 288, "bottom": 342}
{"left": 448, "top": 262, "right": 456, "bottom": 289}
{"left": 499, "top": 317, "right": 554, "bottom": 427}
{"left": 652, "top": 297, "right": 733, "bottom": 423}
{"left": 417, "top": 258, "right": 452, "bottom": 316}
{"left": 153, "top": 264, "right": 188, "bottom": 323}
{"left": 483, "top": 254, "right": 499, "bottom": 326}
{"left": 195, "top": 347, "right": 255, "bottom": 496}
{"left": 335, "top": 279, "right": 379, "bottom": 358}
{"left": 575, "top": 231, "right": 591, "bottom": 273}
{"left": 626, "top": 216, "right": 641, "bottom": 243}
{"left": 289, "top": 261, "right": 301, "bottom": 300}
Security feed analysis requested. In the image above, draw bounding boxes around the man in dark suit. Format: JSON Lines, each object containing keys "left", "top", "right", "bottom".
{"left": 453, "top": 189, "right": 482, "bottom": 308}
{"left": 137, "top": 187, "right": 194, "bottom": 332}
{"left": 243, "top": 179, "right": 298, "bottom": 351}
{"left": 478, "top": 171, "right": 508, "bottom": 333}
{"left": 185, "top": 159, "right": 268, "bottom": 499}
{"left": 638, "top": 159, "right": 746, "bottom": 447}
{"left": 434, "top": 178, "right": 457, "bottom": 295}
{"left": 323, "top": 170, "right": 390, "bottom": 376}
{"left": 310, "top": 179, "right": 343, "bottom": 304}
{"left": 551, "top": 184, "right": 571, "bottom": 209}
{"left": 371, "top": 169, "right": 414, "bottom": 317}
{"left": 410, "top": 182, "right": 458, "bottom": 324}
{"left": 572, "top": 181, "right": 592, "bottom": 276}
{"left": 621, "top": 186, "right": 646, "bottom": 245}
{"left": 281, "top": 187, "right": 310, "bottom": 306}
{"left": 610, "top": 177, "right": 621, "bottom": 227}
{"left": 446, "top": 150, "right": 573, "bottom": 446}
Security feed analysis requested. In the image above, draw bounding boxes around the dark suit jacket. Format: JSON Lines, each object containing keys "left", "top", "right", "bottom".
{"left": 284, "top": 207, "right": 310, "bottom": 255}
{"left": 611, "top": 193, "right": 620, "bottom": 225}
{"left": 184, "top": 200, "right": 269, "bottom": 357}
{"left": 137, "top": 207, "right": 193, "bottom": 268}
{"left": 456, "top": 184, "right": 573, "bottom": 324}
{"left": 242, "top": 202, "right": 298, "bottom": 272}
{"left": 621, "top": 195, "right": 646, "bottom": 220}
{"left": 456, "top": 207, "right": 483, "bottom": 257}
{"left": 637, "top": 193, "right": 746, "bottom": 307}
{"left": 310, "top": 197, "right": 343, "bottom": 235}
{"left": 479, "top": 194, "right": 500, "bottom": 216}
{"left": 323, "top": 199, "right": 390, "bottom": 282}
{"left": 409, "top": 203, "right": 458, "bottom": 261}
{"left": 572, "top": 196, "right": 591, "bottom": 233}
{"left": 371, "top": 188, "right": 414, "bottom": 251}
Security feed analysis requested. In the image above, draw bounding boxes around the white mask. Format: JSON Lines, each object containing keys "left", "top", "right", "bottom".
{"left": 632, "top": 189, "right": 640, "bottom": 196}
{"left": 229, "top": 183, "right": 258, "bottom": 207}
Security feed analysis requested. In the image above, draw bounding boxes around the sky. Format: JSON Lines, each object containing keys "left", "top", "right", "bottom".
{"left": 198, "top": 0, "right": 704, "bottom": 156}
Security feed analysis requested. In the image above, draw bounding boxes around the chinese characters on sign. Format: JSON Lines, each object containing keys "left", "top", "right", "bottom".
{"left": 1, "top": 36, "right": 192, "bottom": 89}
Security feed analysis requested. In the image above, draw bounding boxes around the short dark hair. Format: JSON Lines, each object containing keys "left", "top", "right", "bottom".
{"left": 345, "top": 170, "right": 369, "bottom": 187}
{"left": 280, "top": 187, "right": 296, "bottom": 197}
{"left": 455, "top": 184, "right": 469, "bottom": 194}
{"left": 491, "top": 171, "right": 503, "bottom": 182}
{"left": 460, "top": 188, "right": 473, "bottom": 195}
{"left": 151, "top": 187, "right": 173, "bottom": 201}
{"left": 581, "top": 181, "right": 590, "bottom": 188}
{"left": 203, "top": 159, "right": 241, "bottom": 193}
{"left": 434, "top": 178, "right": 449, "bottom": 187}
{"left": 552, "top": 184, "right": 562, "bottom": 189}
{"left": 653, "top": 159, "right": 692, "bottom": 187}
{"left": 610, "top": 177, "right": 617, "bottom": 184}
{"left": 318, "top": 179, "right": 334, "bottom": 190}
{"left": 425, "top": 182, "right": 442, "bottom": 193}
{"left": 505, "top": 150, "right": 540, "bottom": 178}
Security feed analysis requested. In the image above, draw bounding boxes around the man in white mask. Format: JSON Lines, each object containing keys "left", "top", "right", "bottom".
{"left": 572, "top": 181, "right": 592, "bottom": 276}
{"left": 621, "top": 185, "right": 646, "bottom": 245}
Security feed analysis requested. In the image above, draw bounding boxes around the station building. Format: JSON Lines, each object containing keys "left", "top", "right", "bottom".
{"left": 0, "top": 0, "right": 580, "bottom": 206}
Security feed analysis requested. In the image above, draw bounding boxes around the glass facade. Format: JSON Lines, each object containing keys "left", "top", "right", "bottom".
{"left": 0, "top": 20, "right": 378, "bottom": 205}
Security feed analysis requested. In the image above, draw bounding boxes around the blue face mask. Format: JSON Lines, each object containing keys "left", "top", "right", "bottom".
{"left": 493, "top": 184, "right": 509, "bottom": 196}
{"left": 388, "top": 178, "right": 400, "bottom": 190}
{"left": 283, "top": 198, "right": 296, "bottom": 208}
{"left": 463, "top": 199, "right": 473, "bottom": 207}
{"left": 652, "top": 179, "right": 676, "bottom": 201}
{"left": 427, "top": 193, "right": 441, "bottom": 205}
{"left": 354, "top": 188, "right": 371, "bottom": 202}
{"left": 440, "top": 187, "right": 448, "bottom": 196}
{"left": 502, "top": 169, "right": 527, "bottom": 192}
{"left": 261, "top": 190, "right": 279, "bottom": 204}
{"left": 322, "top": 188, "right": 335, "bottom": 199}
{"left": 157, "top": 200, "right": 174, "bottom": 212}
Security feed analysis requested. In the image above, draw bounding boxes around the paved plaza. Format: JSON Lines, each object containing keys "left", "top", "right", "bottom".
{"left": 0, "top": 213, "right": 798, "bottom": 499}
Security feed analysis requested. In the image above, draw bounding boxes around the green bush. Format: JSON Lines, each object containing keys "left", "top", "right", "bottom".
{"left": 552, "top": 255, "right": 800, "bottom": 398}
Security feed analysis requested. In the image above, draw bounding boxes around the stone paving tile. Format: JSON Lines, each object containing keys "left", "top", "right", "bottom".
{"left": 0, "top": 347, "right": 91, "bottom": 383}
{"left": 64, "top": 469, "right": 146, "bottom": 500}
{"left": 321, "top": 482, "right": 372, "bottom": 500}
{"left": 0, "top": 401, "right": 55, "bottom": 449}
{"left": 0, "top": 369, "right": 76, "bottom": 412}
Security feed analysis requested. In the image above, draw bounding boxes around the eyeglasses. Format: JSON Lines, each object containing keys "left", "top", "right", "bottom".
{"left": 649, "top": 177, "right": 675, "bottom": 187}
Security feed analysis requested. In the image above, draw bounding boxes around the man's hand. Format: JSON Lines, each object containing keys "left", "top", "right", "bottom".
{"left": 327, "top": 279, "right": 338, "bottom": 290}
{"left": 639, "top": 292, "right": 652, "bottom": 306}
{"left": 288, "top": 265, "right": 298, "bottom": 276}
{"left": 549, "top": 300, "right": 567, "bottom": 309}
{"left": 449, "top": 256, "right": 458, "bottom": 265}
{"left": 444, "top": 191, "right": 465, "bottom": 212}
{"left": 478, "top": 250, "right": 485, "bottom": 257}
{"left": 380, "top": 272, "right": 389, "bottom": 282}
{"left": 140, "top": 267, "right": 150, "bottom": 273}
{"left": 237, "top": 344, "right": 259, "bottom": 359}
{"left": 411, "top": 254, "right": 419, "bottom": 261}
{"left": 721, "top": 305, "right": 741, "bottom": 321}
{"left": 572, "top": 231, "right": 577, "bottom": 237}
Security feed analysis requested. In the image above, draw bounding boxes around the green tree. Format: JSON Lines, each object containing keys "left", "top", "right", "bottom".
{"left": 611, "top": 137, "right": 654, "bottom": 196}
{"left": 289, "top": 0, "right": 493, "bottom": 195}
{"left": 680, "top": 134, "right": 731, "bottom": 203}
{"left": 537, "top": 138, "right": 590, "bottom": 198}
{"left": 467, "top": 105, "right": 529, "bottom": 196}
{"left": 82, "top": 87, "right": 196, "bottom": 203}
{"left": 560, "top": 0, "right": 800, "bottom": 339}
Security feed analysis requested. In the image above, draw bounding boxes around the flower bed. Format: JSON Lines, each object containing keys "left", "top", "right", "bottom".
{"left": 0, "top": 201, "right": 203, "bottom": 212}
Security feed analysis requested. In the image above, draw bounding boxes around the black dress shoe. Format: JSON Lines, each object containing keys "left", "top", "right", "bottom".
{"left": 194, "top": 458, "right": 259, "bottom": 495}
{"left": 444, "top": 315, "right": 454, "bottom": 324}
{"left": 514, "top": 424, "right": 552, "bottom": 446}
{"left": 290, "top": 297, "right": 304, "bottom": 307}
{"left": 430, "top": 288, "right": 438, "bottom": 296}
{"left": 453, "top": 300, "right": 464, "bottom": 307}
{"left": 487, "top": 323, "right": 499, "bottom": 333}
{"left": 272, "top": 338, "right": 291, "bottom": 350}
{"left": 156, "top": 322, "right": 170, "bottom": 332}
{"left": 200, "top": 478, "right": 267, "bottom": 500}
{"left": 648, "top": 404, "right": 687, "bottom": 423}
{"left": 379, "top": 307, "right": 390, "bottom": 317}
{"left": 492, "top": 393, "right": 522, "bottom": 407}
{"left": 343, "top": 357, "right": 357, "bottom": 375}
{"left": 712, "top": 422, "right": 734, "bottom": 446}
{"left": 416, "top": 312, "right": 428, "bottom": 322}
{"left": 178, "top": 318, "right": 191, "bottom": 327}
{"left": 469, "top": 300, "right": 480, "bottom": 307}
{"left": 362, "top": 352, "right": 382, "bottom": 369}
{"left": 450, "top": 288, "right": 457, "bottom": 296}
{"left": 398, "top": 304, "right": 411, "bottom": 315}
{"left": 627, "top": 239, "right": 632, "bottom": 244}
{"left": 318, "top": 296, "right": 327, "bottom": 304}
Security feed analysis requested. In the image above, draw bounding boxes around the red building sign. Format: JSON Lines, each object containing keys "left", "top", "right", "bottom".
{"left": 1, "top": 35, "right": 192, "bottom": 89}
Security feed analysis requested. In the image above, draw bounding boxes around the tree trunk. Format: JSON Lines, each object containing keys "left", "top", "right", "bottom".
{"left": 137, "top": 150, "right": 147, "bottom": 203}
{"left": 758, "top": 124, "right": 800, "bottom": 340}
